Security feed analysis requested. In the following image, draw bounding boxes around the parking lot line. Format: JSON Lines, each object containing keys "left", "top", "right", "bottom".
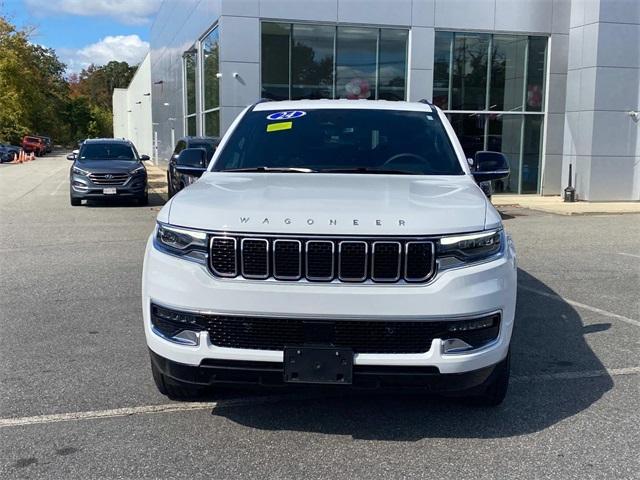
{"left": 617, "top": 252, "right": 640, "bottom": 259}
{"left": 520, "top": 285, "right": 640, "bottom": 328}
{"left": 1, "top": 367, "right": 638, "bottom": 429}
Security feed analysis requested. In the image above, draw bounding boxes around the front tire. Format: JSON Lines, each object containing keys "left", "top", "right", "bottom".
{"left": 150, "top": 356, "right": 204, "bottom": 400}
{"left": 469, "top": 352, "right": 510, "bottom": 407}
{"left": 137, "top": 192, "right": 149, "bottom": 206}
{"left": 70, "top": 197, "right": 81, "bottom": 206}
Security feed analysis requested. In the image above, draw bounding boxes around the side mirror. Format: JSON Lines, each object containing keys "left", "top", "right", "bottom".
{"left": 67, "top": 153, "right": 76, "bottom": 161}
{"left": 140, "top": 154, "right": 150, "bottom": 161}
{"left": 472, "top": 151, "right": 510, "bottom": 182}
{"left": 175, "top": 148, "right": 207, "bottom": 176}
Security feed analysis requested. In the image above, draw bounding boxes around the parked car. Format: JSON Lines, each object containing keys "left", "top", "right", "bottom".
{"left": 167, "top": 136, "right": 219, "bottom": 198}
{"left": 143, "top": 99, "right": 516, "bottom": 406}
{"left": 0, "top": 143, "right": 21, "bottom": 163}
{"left": 36, "top": 136, "right": 53, "bottom": 153}
{"left": 68, "top": 138, "right": 150, "bottom": 206}
{"left": 21, "top": 136, "right": 46, "bottom": 156}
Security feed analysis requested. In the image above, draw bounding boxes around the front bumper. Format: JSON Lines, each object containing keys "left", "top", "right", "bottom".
{"left": 70, "top": 173, "right": 147, "bottom": 198}
{"left": 143, "top": 233, "right": 517, "bottom": 380}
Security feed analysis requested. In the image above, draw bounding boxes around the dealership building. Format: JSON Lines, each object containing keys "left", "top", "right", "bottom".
{"left": 113, "top": 0, "right": 640, "bottom": 201}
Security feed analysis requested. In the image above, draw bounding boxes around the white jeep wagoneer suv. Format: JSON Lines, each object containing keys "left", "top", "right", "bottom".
{"left": 142, "top": 99, "right": 517, "bottom": 406}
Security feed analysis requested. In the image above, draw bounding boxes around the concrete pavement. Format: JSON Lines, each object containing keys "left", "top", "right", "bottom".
{"left": 1, "top": 153, "right": 639, "bottom": 479}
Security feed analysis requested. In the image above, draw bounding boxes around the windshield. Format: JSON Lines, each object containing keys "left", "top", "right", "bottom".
{"left": 190, "top": 142, "right": 217, "bottom": 161}
{"left": 80, "top": 143, "right": 137, "bottom": 161}
{"left": 212, "top": 109, "right": 463, "bottom": 175}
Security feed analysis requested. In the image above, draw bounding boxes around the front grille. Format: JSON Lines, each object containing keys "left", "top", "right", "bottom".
{"left": 88, "top": 172, "right": 130, "bottom": 186}
{"left": 150, "top": 304, "right": 501, "bottom": 354}
{"left": 209, "top": 235, "right": 435, "bottom": 283}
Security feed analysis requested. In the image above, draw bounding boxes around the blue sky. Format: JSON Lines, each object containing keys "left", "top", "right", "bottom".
{"left": 2, "top": 0, "right": 160, "bottom": 71}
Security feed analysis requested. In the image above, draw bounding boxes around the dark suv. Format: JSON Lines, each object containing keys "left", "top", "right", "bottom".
{"left": 69, "top": 138, "right": 150, "bottom": 206}
{"left": 167, "top": 136, "right": 219, "bottom": 198}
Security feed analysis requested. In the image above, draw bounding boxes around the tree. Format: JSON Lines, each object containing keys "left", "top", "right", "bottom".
{"left": 0, "top": 13, "right": 138, "bottom": 145}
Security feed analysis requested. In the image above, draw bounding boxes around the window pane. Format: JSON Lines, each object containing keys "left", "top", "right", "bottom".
{"left": 447, "top": 112, "right": 486, "bottom": 158}
{"left": 187, "top": 116, "right": 196, "bottom": 136}
{"left": 291, "top": 24, "right": 334, "bottom": 100}
{"left": 451, "top": 33, "right": 489, "bottom": 110}
{"left": 184, "top": 52, "right": 197, "bottom": 115}
{"left": 521, "top": 115, "right": 543, "bottom": 192}
{"left": 526, "top": 36, "right": 547, "bottom": 111}
{"left": 261, "top": 23, "right": 291, "bottom": 100}
{"left": 378, "top": 29, "right": 408, "bottom": 101}
{"left": 433, "top": 31, "right": 452, "bottom": 109}
{"left": 204, "top": 110, "right": 219, "bottom": 137}
{"left": 490, "top": 35, "right": 526, "bottom": 112}
{"left": 336, "top": 26, "right": 377, "bottom": 99}
{"left": 203, "top": 28, "right": 219, "bottom": 111}
{"left": 488, "top": 114, "right": 522, "bottom": 194}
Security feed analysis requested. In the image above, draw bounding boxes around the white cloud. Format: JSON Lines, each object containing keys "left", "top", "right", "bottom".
{"left": 25, "top": 0, "right": 162, "bottom": 25}
{"left": 62, "top": 35, "right": 149, "bottom": 72}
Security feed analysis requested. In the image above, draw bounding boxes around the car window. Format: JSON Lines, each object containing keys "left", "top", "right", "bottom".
{"left": 212, "top": 109, "right": 463, "bottom": 175}
{"left": 80, "top": 143, "right": 137, "bottom": 161}
{"left": 189, "top": 142, "right": 216, "bottom": 160}
{"left": 174, "top": 141, "right": 187, "bottom": 156}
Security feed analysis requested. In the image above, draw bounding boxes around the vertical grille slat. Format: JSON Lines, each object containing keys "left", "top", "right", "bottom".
{"left": 372, "top": 242, "right": 401, "bottom": 281}
{"left": 273, "top": 240, "right": 302, "bottom": 280}
{"left": 209, "top": 235, "right": 435, "bottom": 283}
{"left": 210, "top": 237, "right": 237, "bottom": 277}
{"left": 338, "top": 241, "right": 368, "bottom": 281}
{"left": 405, "top": 242, "right": 435, "bottom": 282}
{"left": 306, "top": 241, "right": 334, "bottom": 281}
{"left": 241, "top": 238, "right": 269, "bottom": 279}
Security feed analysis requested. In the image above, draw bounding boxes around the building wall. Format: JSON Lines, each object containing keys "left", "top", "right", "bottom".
{"left": 562, "top": 0, "right": 640, "bottom": 200}
{"left": 111, "top": 53, "right": 153, "bottom": 159}
{"left": 141, "top": 0, "right": 639, "bottom": 201}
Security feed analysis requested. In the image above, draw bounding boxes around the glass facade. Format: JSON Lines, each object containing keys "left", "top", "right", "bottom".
{"left": 201, "top": 27, "right": 220, "bottom": 136}
{"left": 261, "top": 22, "right": 408, "bottom": 101}
{"left": 183, "top": 50, "right": 197, "bottom": 136}
{"left": 434, "top": 31, "right": 547, "bottom": 194}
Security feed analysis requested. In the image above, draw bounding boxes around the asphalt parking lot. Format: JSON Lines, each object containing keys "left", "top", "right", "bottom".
{"left": 1, "top": 152, "right": 639, "bottom": 479}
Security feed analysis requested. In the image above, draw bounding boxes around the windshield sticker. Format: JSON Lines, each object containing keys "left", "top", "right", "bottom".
{"left": 266, "top": 111, "right": 306, "bottom": 121}
{"left": 266, "top": 121, "right": 293, "bottom": 132}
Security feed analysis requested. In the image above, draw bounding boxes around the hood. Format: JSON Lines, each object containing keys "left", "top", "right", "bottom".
{"left": 76, "top": 159, "right": 140, "bottom": 173}
{"left": 167, "top": 173, "right": 491, "bottom": 235}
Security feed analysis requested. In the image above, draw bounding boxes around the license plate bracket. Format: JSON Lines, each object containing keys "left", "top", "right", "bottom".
{"left": 284, "top": 346, "right": 353, "bottom": 385}
{"left": 103, "top": 187, "right": 117, "bottom": 195}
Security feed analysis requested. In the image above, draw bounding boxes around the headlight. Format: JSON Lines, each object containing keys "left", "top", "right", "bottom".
{"left": 154, "top": 223, "right": 208, "bottom": 264}
{"left": 72, "top": 166, "right": 89, "bottom": 176}
{"left": 131, "top": 165, "right": 146, "bottom": 175}
{"left": 438, "top": 229, "right": 503, "bottom": 263}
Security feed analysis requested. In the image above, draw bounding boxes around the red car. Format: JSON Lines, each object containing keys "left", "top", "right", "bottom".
{"left": 21, "top": 136, "right": 46, "bottom": 156}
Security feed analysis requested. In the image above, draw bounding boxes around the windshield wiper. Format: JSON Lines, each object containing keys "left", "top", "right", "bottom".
{"left": 319, "top": 167, "right": 419, "bottom": 175}
{"left": 219, "top": 167, "right": 317, "bottom": 173}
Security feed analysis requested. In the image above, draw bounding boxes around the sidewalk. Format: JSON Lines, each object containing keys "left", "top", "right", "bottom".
{"left": 144, "top": 161, "right": 168, "bottom": 197}
{"left": 492, "top": 195, "right": 640, "bottom": 215}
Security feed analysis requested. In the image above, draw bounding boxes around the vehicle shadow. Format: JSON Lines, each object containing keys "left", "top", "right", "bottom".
{"left": 209, "top": 268, "right": 613, "bottom": 440}
{"left": 83, "top": 191, "right": 166, "bottom": 208}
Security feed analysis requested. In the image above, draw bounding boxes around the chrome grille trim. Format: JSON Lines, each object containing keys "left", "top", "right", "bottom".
{"left": 338, "top": 241, "right": 368, "bottom": 282}
{"left": 305, "top": 240, "right": 335, "bottom": 281}
{"left": 88, "top": 172, "right": 130, "bottom": 186}
{"left": 210, "top": 237, "right": 237, "bottom": 277}
{"left": 240, "top": 238, "right": 269, "bottom": 279}
{"left": 404, "top": 241, "right": 436, "bottom": 282}
{"left": 207, "top": 234, "right": 436, "bottom": 284}
{"left": 371, "top": 241, "right": 402, "bottom": 282}
{"left": 272, "top": 239, "right": 302, "bottom": 280}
